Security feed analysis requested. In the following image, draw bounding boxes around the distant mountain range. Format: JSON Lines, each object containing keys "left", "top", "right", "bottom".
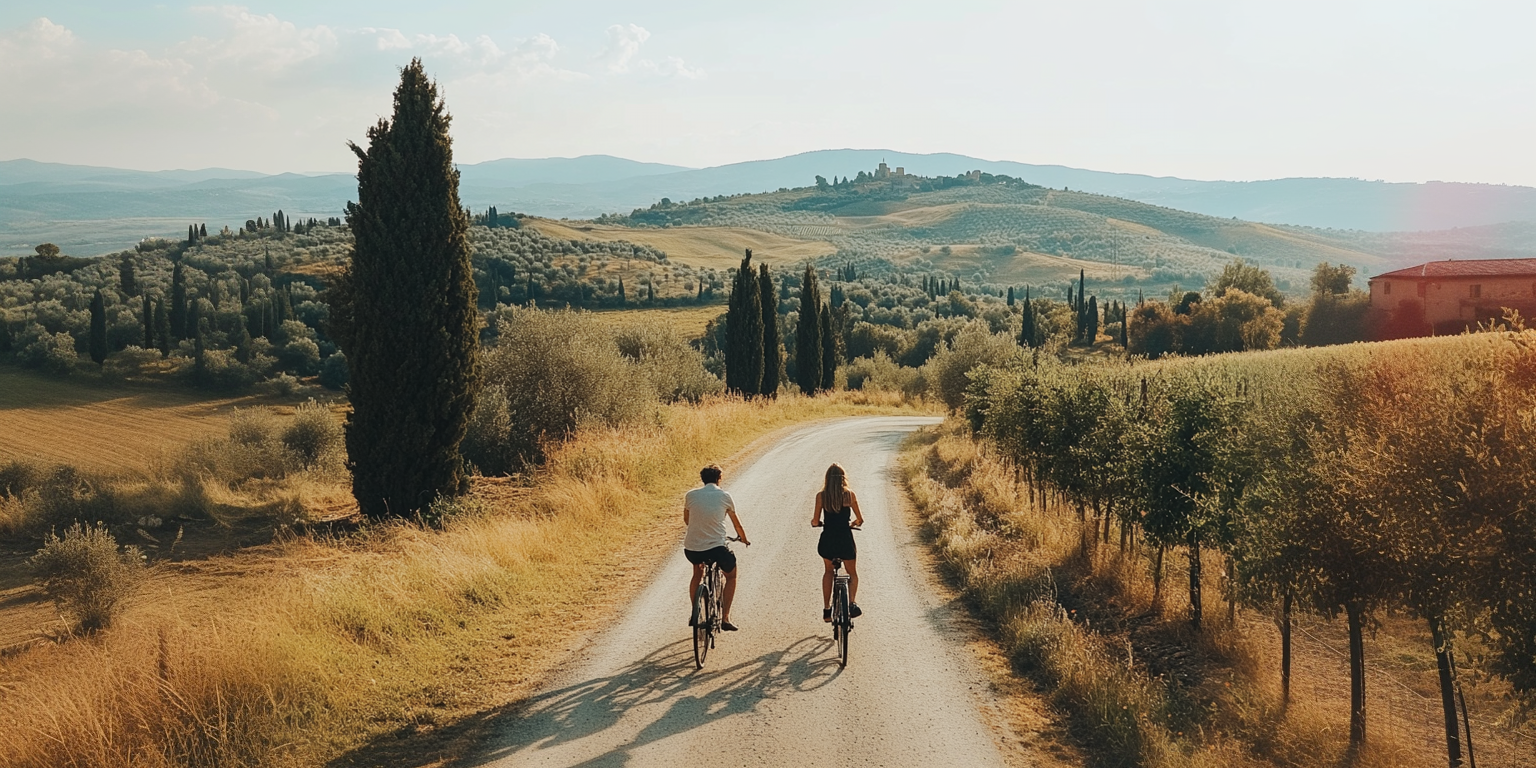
{"left": 5, "top": 151, "right": 1536, "bottom": 257}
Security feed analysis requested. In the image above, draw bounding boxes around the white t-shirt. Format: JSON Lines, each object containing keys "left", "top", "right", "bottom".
{"left": 683, "top": 483, "right": 736, "bottom": 551}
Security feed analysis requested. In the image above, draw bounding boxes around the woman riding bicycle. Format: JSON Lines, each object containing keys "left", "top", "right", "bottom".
{"left": 811, "top": 463, "right": 864, "bottom": 622}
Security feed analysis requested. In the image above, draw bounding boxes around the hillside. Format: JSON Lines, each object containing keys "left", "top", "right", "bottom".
{"left": 587, "top": 175, "right": 1412, "bottom": 298}
{"left": 8, "top": 152, "right": 1536, "bottom": 258}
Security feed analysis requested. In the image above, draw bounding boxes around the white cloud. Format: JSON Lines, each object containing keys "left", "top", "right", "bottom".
{"left": 182, "top": 6, "right": 339, "bottom": 73}
{"left": 595, "top": 23, "right": 702, "bottom": 79}
{"left": 647, "top": 55, "right": 705, "bottom": 80}
{"left": 597, "top": 23, "right": 650, "bottom": 73}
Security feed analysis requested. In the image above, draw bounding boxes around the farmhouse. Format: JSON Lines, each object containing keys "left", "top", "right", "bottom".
{"left": 1368, "top": 258, "right": 1536, "bottom": 335}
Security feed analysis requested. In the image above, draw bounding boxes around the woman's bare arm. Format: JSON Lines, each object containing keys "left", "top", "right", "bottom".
{"left": 848, "top": 491, "right": 865, "bottom": 527}
{"left": 811, "top": 491, "right": 823, "bottom": 527}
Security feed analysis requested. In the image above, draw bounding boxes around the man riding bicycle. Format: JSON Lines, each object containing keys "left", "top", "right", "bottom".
{"left": 684, "top": 464, "right": 750, "bottom": 631}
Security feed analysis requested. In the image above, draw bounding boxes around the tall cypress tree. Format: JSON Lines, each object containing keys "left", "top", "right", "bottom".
{"left": 330, "top": 58, "right": 481, "bottom": 520}
{"left": 1087, "top": 295, "right": 1099, "bottom": 344}
{"left": 617, "top": 278, "right": 626, "bottom": 305}
{"left": 88, "top": 289, "right": 107, "bottom": 366}
{"left": 819, "top": 304, "right": 838, "bottom": 392}
{"left": 724, "top": 249, "right": 764, "bottom": 396}
{"left": 758, "top": 263, "right": 781, "bottom": 397}
{"left": 119, "top": 256, "right": 138, "bottom": 297}
{"left": 796, "top": 264, "right": 823, "bottom": 395}
{"left": 1006, "top": 286, "right": 1014, "bottom": 306}
{"left": 153, "top": 299, "right": 170, "bottom": 356}
{"left": 1019, "top": 287, "right": 1036, "bottom": 348}
{"left": 142, "top": 294, "right": 153, "bottom": 348}
{"left": 185, "top": 298, "right": 201, "bottom": 343}
{"left": 170, "top": 262, "right": 188, "bottom": 341}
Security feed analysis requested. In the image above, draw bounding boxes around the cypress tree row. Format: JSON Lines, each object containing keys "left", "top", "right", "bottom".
{"left": 796, "top": 264, "right": 823, "bottom": 395}
{"left": 88, "top": 289, "right": 107, "bottom": 367}
{"left": 331, "top": 59, "right": 481, "bottom": 520}
{"left": 819, "top": 303, "right": 838, "bottom": 392}
{"left": 724, "top": 249, "right": 764, "bottom": 396}
{"left": 758, "top": 263, "right": 782, "bottom": 397}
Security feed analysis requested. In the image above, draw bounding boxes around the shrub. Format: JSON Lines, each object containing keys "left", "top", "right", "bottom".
{"left": 30, "top": 522, "right": 146, "bottom": 632}
{"left": 192, "top": 348, "right": 258, "bottom": 390}
{"left": 471, "top": 308, "right": 656, "bottom": 470}
{"left": 612, "top": 323, "right": 723, "bottom": 402}
{"left": 922, "top": 320, "right": 1024, "bottom": 410}
{"left": 192, "top": 408, "right": 293, "bottom": 482}
{"left": 259, "top": 373, "right": 305, "bottom": 398}
{"left": 101, "top": 346, "right": 163, "bottom": 381}
{"left": 462, "top": 384, "right": 517, "bottom": 476}
{"left": 319, "top": 351, "right": 349, "bottom": 390}
{"left": 845, "top": 351, "right": 920, "bottom": 394}
{"left": 18, "top": 323, "right": 78, "bottom": 376}
{"left": 280, "top": 401, "right": 344, "bottom": 471}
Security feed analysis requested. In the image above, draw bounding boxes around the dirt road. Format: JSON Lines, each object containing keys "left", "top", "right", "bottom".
{"left": 479, "top": 416, "right": 1010, "bottom": 767}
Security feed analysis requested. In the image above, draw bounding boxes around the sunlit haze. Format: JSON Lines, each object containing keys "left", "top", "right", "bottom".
{"left": 2, "top": 0, "right": 1533, "bottom": 184}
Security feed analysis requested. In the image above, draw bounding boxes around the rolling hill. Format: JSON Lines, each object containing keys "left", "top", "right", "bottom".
{"left": 8, "top": 152, "right": 1536, "bottom": 259}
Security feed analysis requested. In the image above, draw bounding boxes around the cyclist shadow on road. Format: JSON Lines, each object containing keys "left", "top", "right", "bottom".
{"left": 468, "top": 634, "right": 843, "bottom": 766}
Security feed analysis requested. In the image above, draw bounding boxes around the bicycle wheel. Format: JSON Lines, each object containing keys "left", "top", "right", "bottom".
{"left": 693, "top": 585, "right": 710, "bottom": 669}
{"left": 833, "top": 584, "right": 849, "bottom": 667}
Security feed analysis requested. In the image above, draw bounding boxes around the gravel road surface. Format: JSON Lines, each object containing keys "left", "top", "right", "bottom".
{"left": 479, "top": 416, "right": 1008, "bottom": 768}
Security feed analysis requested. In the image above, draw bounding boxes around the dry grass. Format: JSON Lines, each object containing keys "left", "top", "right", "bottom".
{"left": 0, "top": 368, "right": 287, "bottom": 473}
{"left": 897, "top": 420, "right": 1499, "bottom": 768}
{"left": 528, "top": 219, "right": 837, "bottom": 268}
{"left": 0, "top": 391, "right": 930, "bottom": 768}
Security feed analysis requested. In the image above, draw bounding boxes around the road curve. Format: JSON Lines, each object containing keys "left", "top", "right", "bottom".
{"left": 480, "top": 416, "right": 1007, "bottom": 768}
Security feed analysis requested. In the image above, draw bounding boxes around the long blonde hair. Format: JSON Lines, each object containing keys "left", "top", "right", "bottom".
{"left": 822, "top": 464, "right": 849, "bottom": 511}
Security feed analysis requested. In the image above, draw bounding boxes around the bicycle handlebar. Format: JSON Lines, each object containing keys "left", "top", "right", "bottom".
{"left": 727, "top": 536, "right": 750, "bottom": 546}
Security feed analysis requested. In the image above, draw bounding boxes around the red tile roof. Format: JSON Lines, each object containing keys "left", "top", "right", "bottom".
{"left": 1372, "top": 258, "right": 1536, "bottom": 280}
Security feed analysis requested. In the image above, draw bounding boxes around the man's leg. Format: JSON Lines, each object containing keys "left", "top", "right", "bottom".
{"left": 721, "top": 566, "right": 739, "bottom": 622}
{"left": 688, "top": 562, "right": 704, "bottom": 622}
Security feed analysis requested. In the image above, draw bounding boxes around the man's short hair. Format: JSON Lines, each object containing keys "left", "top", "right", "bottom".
{"left": 700, "top": 464, "right": 722, "bottom": 484}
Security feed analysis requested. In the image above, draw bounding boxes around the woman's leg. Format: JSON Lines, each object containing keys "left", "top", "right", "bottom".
{"left": 822, "top": 558, "right": 835, "bottom": 609}
{"left": 846, "top": 559, "right": 859, "bottom": 603}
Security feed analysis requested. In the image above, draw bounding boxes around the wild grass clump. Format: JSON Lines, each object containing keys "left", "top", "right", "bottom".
{"left": 30, "top": 522, "right": 147, "bottom": 632}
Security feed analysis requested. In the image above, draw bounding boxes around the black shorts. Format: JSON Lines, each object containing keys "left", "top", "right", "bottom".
{"left": 684, "top": 545, "right": 737, "bottom": 573}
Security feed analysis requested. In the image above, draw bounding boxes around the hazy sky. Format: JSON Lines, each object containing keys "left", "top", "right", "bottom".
{"left": 2, "top": 1, "right": 1533, "bottom": 185}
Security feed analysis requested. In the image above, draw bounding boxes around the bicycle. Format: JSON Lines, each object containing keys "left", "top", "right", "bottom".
{"left": 691, "top": 536, "right": 744, "bottom": 669}
{"left": 824, "top": 525, "right": 861, "bottom": 668}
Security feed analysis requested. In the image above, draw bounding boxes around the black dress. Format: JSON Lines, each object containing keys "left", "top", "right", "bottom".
{"left": 817, "top": 505, "right": 857, "bottom": 561}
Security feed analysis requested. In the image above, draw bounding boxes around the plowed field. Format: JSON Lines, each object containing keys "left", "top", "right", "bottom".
{"left": 0, "top": 369, "right": 267, "bottom": 473}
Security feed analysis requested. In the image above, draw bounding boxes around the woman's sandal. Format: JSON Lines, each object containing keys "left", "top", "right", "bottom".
{"left": 822, "top": 608, "right": 832, "bottom": 622}
{"left": 849, "top": 603, "right": 863, "bottom": 618}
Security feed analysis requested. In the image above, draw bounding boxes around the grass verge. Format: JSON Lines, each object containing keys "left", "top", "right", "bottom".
{"left": 0, "top": 390, "right": 926, "bottom": 768}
